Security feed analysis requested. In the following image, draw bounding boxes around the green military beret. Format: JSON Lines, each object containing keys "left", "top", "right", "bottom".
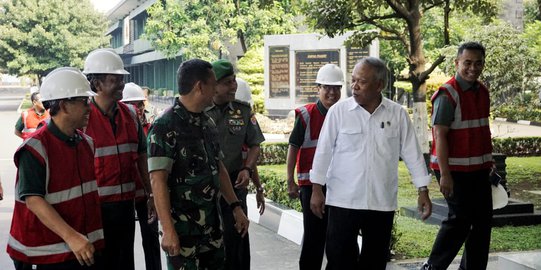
{"left": 212, "top": 59, "right": 234, "bottom": 81}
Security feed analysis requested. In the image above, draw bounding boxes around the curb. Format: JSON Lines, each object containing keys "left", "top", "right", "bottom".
{"left": 494, "top": 117, "right": 541, "bottom": 127}
{"left": 246, "top": 193, "right": 362, "bottom": 246}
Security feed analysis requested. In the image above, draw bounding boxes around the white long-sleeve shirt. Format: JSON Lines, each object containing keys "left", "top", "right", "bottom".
{"left": 310, "top": 97, "right": 431, "bottom": 211}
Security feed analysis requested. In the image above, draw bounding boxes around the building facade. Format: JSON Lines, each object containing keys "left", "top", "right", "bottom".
{"left": 106, "top": 0, "right": 182, "bottom": 95}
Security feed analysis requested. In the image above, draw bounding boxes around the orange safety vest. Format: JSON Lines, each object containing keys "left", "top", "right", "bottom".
{"left": 430, "top": 76, "right": 493, "bottom": 172}
{"left": 7, "top": 126, "right": 104, "bottom": 264}
{"left": 85, "top": 102, "right": 140, "bottom": 203}
{"left": 21, "top": 109, "right": 50, "bottom": 139}
{"left": 295, "top": 103, "right": 326, "bottom": 186}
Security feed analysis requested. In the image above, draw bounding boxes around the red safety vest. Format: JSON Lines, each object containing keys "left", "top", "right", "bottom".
{"left": 7, "top": 126, "right": 104, "bottom": 264}
{"left": 21, "top": 109, "right": 50, "bottom": 139}
{"left": 430, "top": 76, "right": 493, "bottom": 172}
{"left": 85, "top": 102, "right": 140, "bottom": 203}
{"left": 295, "top": 103, "right": 326, "bottom": 186}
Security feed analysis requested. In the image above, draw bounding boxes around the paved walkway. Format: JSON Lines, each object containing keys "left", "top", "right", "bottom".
{"left": 0, "top": 91, "right": 539, "bottom": 269}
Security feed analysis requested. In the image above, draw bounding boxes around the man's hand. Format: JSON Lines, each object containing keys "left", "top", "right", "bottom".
{"left": 310, "top": 185, "right": 325, "bottom": 219}
{"left": 232, "top": 207, "right": 249, "bottom": 237}
{"left": 235, "top": 170, "right": 250, "bottom": 189}
{"left": 65, "top": 232, "right": 95, "bottom": 266}
{"left": 256, "top": 191, "right": 265, "bottom": 215}
{"left": 287, "top": 179, "right": 299, "bottom": 199}
{"left": 417, "top": 190, "right": 432, "bottom": 221}
{"left": 161, "top": 228, "right": 181, "bottom": 257}
{"left": 147, "top": 196, "right": 157, "bottom": 224}
{"left": 439, "top": 173, "right": 454, "bottom": 199}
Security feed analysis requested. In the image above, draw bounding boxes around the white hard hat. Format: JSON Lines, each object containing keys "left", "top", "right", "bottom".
{"left": 492, "top": 183, "right": 509, "bottom": 210}
{"left": 235, "top": 78, "right": 253, "bottom": 106}
{"left": 40, "top": 67, "right": 97, "bottom": 102}
{"left": 121, "top": 82, "right": 146, "bottom": 102}
{"left": 83, "top": 48, "right": 129, "bottom": 75}
{"left": 315, "top": 63, "right": 344, "bottom": 86}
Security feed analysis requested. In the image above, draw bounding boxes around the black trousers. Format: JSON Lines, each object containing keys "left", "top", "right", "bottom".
{"left": 299, "top": 185, "right": 328, "bottom": 270}
{"left": 427, "top": 169, "right": 492, "bottom": 270}
{"left": 13, "top": 255, "right": 102, "bottom": 270}
{"left": 135, "top": 199, "right": 162, "bottom": 270}
{"left": 325, "top": 206, "right": 394, "bottom": 270}
{"left": 101, "top": 200, "right": 136, "bottom": 270}
{"left": 220, "top": 170, "right": 250, "bottom": 270}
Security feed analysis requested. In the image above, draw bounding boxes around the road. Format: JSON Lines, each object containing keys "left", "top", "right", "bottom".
{"left": 0, "top": 88, "right": 302, "bottom": 270}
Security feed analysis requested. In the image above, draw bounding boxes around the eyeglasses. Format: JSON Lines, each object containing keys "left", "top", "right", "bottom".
{"left": 66, "top": 97, "right": 90, "bottom": 105}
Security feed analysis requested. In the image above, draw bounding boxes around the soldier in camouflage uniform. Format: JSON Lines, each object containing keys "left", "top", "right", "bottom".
{"left": 147, "top": 59, "right": 249, "bottom": 270}
{"left": 205, "top": 60, "right": 266, "bottom": 270}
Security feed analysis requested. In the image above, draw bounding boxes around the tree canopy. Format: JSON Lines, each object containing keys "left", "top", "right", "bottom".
{"left": 144, "top": 0, "right": 302, "bottom": 60}
{"left": 304, "top": 0, "right": 499, "bottom": 151}
{"left": 440, "top": 20, "right": 541, "bottom": 106}
{"left": 0, "top": 0, "right": 108, "bottom": 80}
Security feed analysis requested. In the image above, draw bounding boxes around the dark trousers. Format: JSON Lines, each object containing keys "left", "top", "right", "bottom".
{"left": 220, "top": 170, "right": 250, "bottom": 270}
{"left": 101, "top": 200, "right": 136, "bottom": 270}
{"left": 325, "top": 206, "right": 394, "bottom": 270}
{"left": 299, "top": 185, "right": 328, "bottom": 270}
{"left": 427, "top": 170, "right": 492, "bottom": 270}
{"left": 135, "top": 199, "right": 162, "bottom": 270}
{"left": 13, "top": 255, "right": 102, "bottom": 270}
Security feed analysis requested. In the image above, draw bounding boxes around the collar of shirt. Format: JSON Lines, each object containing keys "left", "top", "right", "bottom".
{"left": 315, "top": 99, "right": 328, "bottom": 116}
{"left": 174, "top": 97, "right": 205, "bottom": 125}
{"left": 346, "top": 94, "right": 388, "bottom": 112}
{"left": 47, "top": 118, "right": 82, "bottom": 147}
{"left": 91, "top": 98, "right": 119, "bottom": 117}
{"left": 455, "top": 73, "right": 480, "bottom": 91}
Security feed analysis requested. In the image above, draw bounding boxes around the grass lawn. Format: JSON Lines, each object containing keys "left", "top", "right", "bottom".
{"left": 259, "top": 156, "right": 541, "bottom": 259}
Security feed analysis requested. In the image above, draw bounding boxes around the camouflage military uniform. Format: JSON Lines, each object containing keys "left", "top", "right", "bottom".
{"left": 147, "top": 98, "right": 225, "bottom": 270}
{"left": 205, "top": 99, "right": 265, "bottom": 270}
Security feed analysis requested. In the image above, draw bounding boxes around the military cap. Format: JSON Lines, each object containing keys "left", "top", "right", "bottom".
{"left": 212, "top": 59, "right": 235, "bottom": 81}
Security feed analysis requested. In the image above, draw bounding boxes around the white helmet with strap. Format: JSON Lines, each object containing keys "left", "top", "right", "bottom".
{"left": 83, "top": 48, "right": 129, "bottom": 75}
{"left": 121, "top": 83, "right": 146, "bottom": 102}
{"left": 315, "top": 63, "right": 344, "bottom": 86}
{"left": 40, "top": 67, "right": 97, "bottom": 101}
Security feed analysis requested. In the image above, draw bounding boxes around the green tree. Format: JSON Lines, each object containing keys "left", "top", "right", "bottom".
{"left": 144, "top": 0, "right": 301, "bottom": 60}
{"left": 0, "top": 0, "right": 108, "bottom": 81}
{"left": 304, "top": 0, "right": 498, "bottom": 152}
{"left": 237, "top": 46, "right": 266, "bottom": 114}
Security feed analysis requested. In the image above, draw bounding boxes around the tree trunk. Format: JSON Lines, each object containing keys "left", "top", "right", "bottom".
{"left": 407, "top": 2, "right": 430, "bottom": 153}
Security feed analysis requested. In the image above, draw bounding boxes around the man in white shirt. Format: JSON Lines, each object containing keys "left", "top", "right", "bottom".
{"left": 310, "top": 57, "right": 432, "bottom": 270}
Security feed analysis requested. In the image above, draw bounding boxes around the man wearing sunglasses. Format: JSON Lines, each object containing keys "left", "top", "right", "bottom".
{"left": 7, "top": 68, "right": 104, "bottom": 270}
{"left": 286, "top": 63, "right": 343, "bottom": 270}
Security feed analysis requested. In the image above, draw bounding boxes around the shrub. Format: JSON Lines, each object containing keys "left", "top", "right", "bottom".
{"left": 492, "top": 105, "right": 541, "bottom": 122}
{"left": 258, "top": 168, "right": 301, "bottom": 212}
{"left": 493, "top": 137, "right": 541, "bottom": 156}
{"left": 258, "top": 142, "right": 288, "bottom": 165}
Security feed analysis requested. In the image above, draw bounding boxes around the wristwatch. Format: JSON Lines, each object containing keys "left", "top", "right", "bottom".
{"left": 418, "top": 186, "right": 429, "bottom": 194}
{"left": 240, "top": 166, "right": 254, "bottom": 178}
{"left": 230, "top": 200, "right": 242, "bottom": 210}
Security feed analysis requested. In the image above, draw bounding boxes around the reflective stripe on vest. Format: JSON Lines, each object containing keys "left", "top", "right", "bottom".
{"left": 8, "top": 229, "right": 104, "bottom": 257}
{"left": 298, "top": 106, "right": 318, "bottom": 148}
{"left": 45, "top": 180, "right": 98, "bottom": 204}
{"left": 430, "top": 153, "right": 492, "bottom": 166}
{"left": 441, "top": 84, "right": 490, "bottom": 130}
{"left": 98, "top": 182, "right": 136, "bottom": 197}
{"left": 95, "top": 143, "right": 138, "bottom": 158}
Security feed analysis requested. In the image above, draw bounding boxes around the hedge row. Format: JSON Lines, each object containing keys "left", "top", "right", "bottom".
{"left": 258, "top": 137, "right": 541, "bottom": 165}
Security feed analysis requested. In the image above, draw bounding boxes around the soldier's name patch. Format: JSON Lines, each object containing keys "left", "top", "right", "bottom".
{"left": 227, "top": 119, "right": 245, "bottom": 126}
